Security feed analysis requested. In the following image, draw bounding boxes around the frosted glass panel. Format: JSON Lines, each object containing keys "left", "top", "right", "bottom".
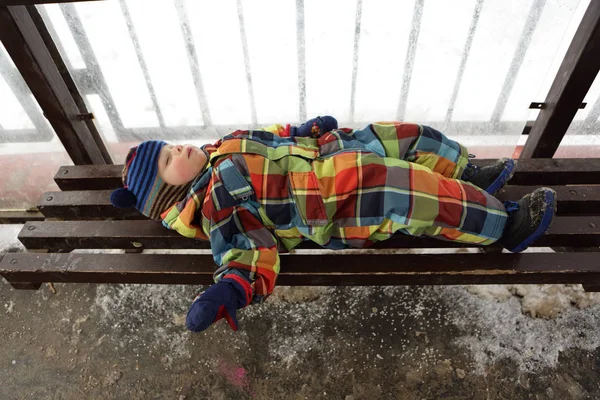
{"left": 86, "top": 94, "right": 117, "bottom": 143}
{"left": 453, "top": 0, "right": 535, "bottom": 121}
{"left": 563, "top": 72, "right": 600, "bottom": 137}
{"left": 571, "top": 73, "right": 600, "bottom": 123}
{"left": 185, "top": 0, "right": 251, "bottom": 125}
{"left": 43, "top": 4, "right": 86, "bottom": 69}
{"left": 71, "top": 1, "right": 159, "bottom": 128}
{"left": 305, "top": 0, "right": 356, "bottom": 122}
{"left": 503, "top": 0, "right": 587, "bottom": 121}
{"left": 0, "top": 74, "right": 34, "bottom": 130}
{"left": 0, "top": 43, "right": 53, "bottom": 139}
{"left": 0, "top": 45, "right": 34, "bottom": 131}
{"left": 243, "top": 0, "right": 299, "bottom": 123}
{"left": 126, "top": 0, "right": 202, "bottom": 126}
{"left": 354, "top": 0, "right": 414, "bottom": 122}
{"left": 405, "top": 0, "right": 477, "bottom": 122}
{"left": 38, "top": 0, "right": 589, "bottom": 162}
{"left": 0, "top": 45, "right": 69, "bottom": 210}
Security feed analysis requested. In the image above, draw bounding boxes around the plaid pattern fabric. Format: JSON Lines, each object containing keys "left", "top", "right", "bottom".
{"left": 161, "top": 122, "right": 507, "bottom": 301}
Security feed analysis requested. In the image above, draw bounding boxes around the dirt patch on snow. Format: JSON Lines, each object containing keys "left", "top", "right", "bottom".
{"left": 467, "top": 284, "right": 600, "bottom": 318}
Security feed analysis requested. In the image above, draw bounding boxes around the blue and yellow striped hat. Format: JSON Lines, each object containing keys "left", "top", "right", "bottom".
{"left": 110, "top": 140, "right": 190, "bottom": 220}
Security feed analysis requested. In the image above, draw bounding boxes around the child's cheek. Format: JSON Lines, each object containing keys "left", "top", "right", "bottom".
{"left": 173, "top": 160, "right": 193, "bottom": 180}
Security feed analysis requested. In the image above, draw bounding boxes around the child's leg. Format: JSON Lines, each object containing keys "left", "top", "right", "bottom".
{"left": 359, "top": 122, "right": 469, "bottom": 178}
{"left": 360, "top": 156, "right": 553, "bottom": 248}
{"left": 358, "top": 122, "right": 516, "bottom": 195}
{"left": 360, "top": 156, "right": 508, "bottom": 246}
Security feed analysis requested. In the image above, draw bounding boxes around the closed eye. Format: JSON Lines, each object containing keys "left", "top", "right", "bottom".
{"left": 165, "top": 145, "right": 173, "bottom": 166}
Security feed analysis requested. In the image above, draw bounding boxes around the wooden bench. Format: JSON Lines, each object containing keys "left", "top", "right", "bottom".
{"left": 2, "top": 158, "right": 600, "bottom": 291}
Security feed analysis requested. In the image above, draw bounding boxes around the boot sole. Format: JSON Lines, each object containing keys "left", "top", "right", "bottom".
{"left": 486, "top": 158, "right": 517, "bottom": 195}
{"left": 506, "top": 188, "right": 557, "bottom": 253}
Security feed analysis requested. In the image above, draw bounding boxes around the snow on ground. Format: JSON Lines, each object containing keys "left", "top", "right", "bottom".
{"left": 3, "top": 223, "right": 600, "bottom": 377}
{"left": 89, "top": 280, "right": 600, "bottom": 376}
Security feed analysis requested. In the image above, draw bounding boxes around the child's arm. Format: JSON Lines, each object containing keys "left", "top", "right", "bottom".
{"left": 185, "top": 204, "right": 280, "bottom": 332}
{"left": 209, "top": 204, "right": 280, "bottom": 302}
{"left": 162, "top": 167, "right": 279, "bottom": 332}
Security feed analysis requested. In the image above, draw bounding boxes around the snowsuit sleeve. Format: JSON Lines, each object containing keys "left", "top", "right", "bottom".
{"left": 209, "top": 204, "right": 280, "bottom": 303}
{"left": 206, "top": 158, "right": 280, "bottom": 303}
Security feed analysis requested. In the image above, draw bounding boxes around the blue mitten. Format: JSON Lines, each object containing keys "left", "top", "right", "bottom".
{"left": 293, "top": 115, "right": 338, "bottom": 137}
{"left": 186, "top": 273, "right": 252, "bottom": 332}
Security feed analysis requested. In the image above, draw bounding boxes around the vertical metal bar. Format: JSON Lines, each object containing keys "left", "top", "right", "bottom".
{"left": 396, "top": 0, "right": 424, "bottom": 121}
{"left": 349, "top": 0, "right": 362, "bottom": 122}
{"left": 34, "top": 6, "right": 83, "bottom": 108}
{"left": 0, "top": 5, "right": 109, "bottom": 164}
{"left": 30, "top": 4, "right": 112, "bottom": 163}
{"left": 117, "top": 0, "right": 165, "bottom": 128}
{"left": 0, "top": 49, "right": 53, "bottom": 140}
{"left": 236, "top": 0, "right": 257, "bottom": 126}
{"left": 59, "top": 3, "right": 125, "bottom": 134}
{"left": 490, "top": 0, "right": 546, "bottom": 124}
{"left": 296, "top": 0, "right": 306, "bottom": 123}
{"left": 173, "top": 0, "right": 211, "bottom": 126}
{"left": 520, "top": 0, "right": 600, "bottom": 158}
{"left": 445, "top": 0, "right": 484, "bottom": 124}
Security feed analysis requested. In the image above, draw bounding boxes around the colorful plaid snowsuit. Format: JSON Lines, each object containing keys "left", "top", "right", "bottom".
{"left": 161, "top": 123, "right": 508, "bottom": 302}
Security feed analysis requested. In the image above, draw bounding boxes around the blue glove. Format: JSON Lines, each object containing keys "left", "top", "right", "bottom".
{"left": 186, "top": 274, "right": 252, "bottom": 332}
{"left": 293, "top": 115, "right": 338, "bottom": 137}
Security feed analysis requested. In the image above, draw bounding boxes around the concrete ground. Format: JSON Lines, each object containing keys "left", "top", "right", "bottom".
{"left": 2, "top": 226, "right": 600, "bottom": 399}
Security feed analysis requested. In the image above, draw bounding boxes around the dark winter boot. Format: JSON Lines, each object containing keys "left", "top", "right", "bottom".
{"left": 497, "top": 187, "right": 557, "bottom": 253}
{"left": 461, "top": 158, "right": 517, "bottom": 195}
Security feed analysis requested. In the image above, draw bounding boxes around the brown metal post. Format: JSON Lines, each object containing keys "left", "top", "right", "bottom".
{"left": 0, "top": 5, "right": 112, "bottom": 165}
{"left": 0, "top": 1, "right": 102, "bottom": 6}
{"left": 520, "top": 1, "right": 600, "bottom": 159}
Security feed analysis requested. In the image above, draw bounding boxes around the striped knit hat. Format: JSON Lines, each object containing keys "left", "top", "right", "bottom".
{"left": 110, "top": 140, "right": 192, "bottom": 220}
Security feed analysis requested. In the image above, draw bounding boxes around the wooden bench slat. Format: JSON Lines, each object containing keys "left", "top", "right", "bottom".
{"left": 16, "top": 216, "right": 600, "bottom": 250}
{"left": 2, "top": 252, "right": 600, "bottom": 286}
{"left": 499, "top": 158, "right": 600, "bottom": 185}
{"left": 54, "top": 165, "right": 123, "bottom": 190}
{"left": 37, "top": 185, "right": 600, "bottom": 220}
{"left": 39, "top": 190, "right": 147, "bottom": 220}
{"left": 0, "top": 210, "right": 44, "bottom": 224}
{"left": 53, "top": 159, "right": 600, "bottom": 190}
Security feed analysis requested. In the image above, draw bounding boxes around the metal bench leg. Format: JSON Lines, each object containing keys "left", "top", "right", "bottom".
{"left": 552, "top": 248, "right": 600, "bottom": 292}
{"left": 482, "top": 246, "right": 503, "bottom": 254}
{"left": 9, "top": 282, "right": 42, "bottom": 290}
{"left": 583, "top": 285, "right": 600, "bottom": 292}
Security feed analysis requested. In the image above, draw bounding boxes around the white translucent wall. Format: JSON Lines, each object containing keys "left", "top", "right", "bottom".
{"left": 37, "top": 0, "right": 592, "bottom": 162}
{"left": 0, "top": 43, "right": 70, "bottom": 210}
{"left": 555, "top": 72, "right": 600, "bottom": 157}
{"left": 567, "top": 72, "right": 600, "bottom": 134}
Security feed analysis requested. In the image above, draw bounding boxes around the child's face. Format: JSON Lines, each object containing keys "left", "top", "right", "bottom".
{"left": 158, "top": 144, "right": 207, "bottom": 186}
